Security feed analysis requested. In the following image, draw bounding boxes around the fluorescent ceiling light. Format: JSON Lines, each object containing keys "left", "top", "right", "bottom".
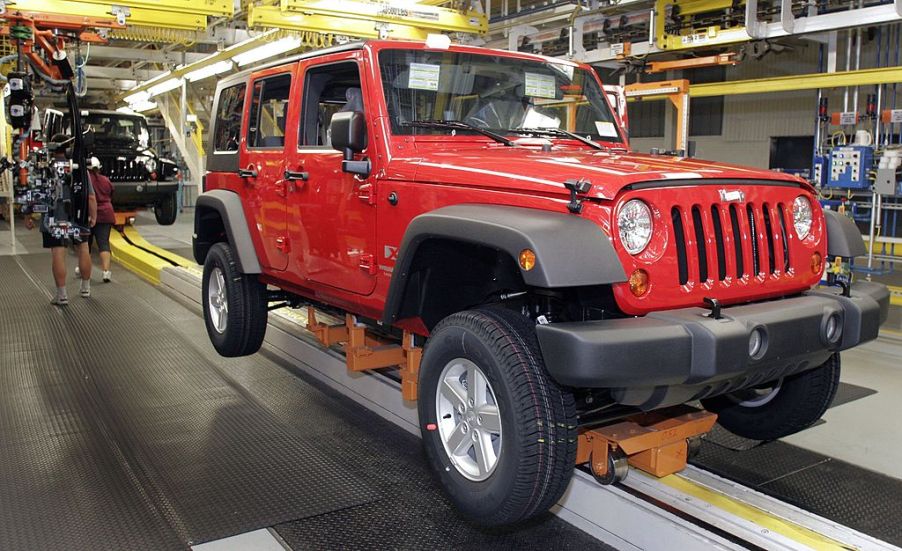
{"left": 123, "top": 90, "right": 151, "bottom": 104}
{"left": 148, "top": 77, "right": 184, "bottom": 97}
{"left": 184, "top": 60, "right": 234, "bottom": 82}
{"left": 131, "top": 100, "right": 158, "bottom": 113}
{"left": 232, "top": 36, "right": 302, "bottom": 67}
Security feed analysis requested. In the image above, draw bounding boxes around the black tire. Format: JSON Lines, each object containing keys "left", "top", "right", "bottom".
{"left": 702, "top": 353, "right": 841, "bottom": 441}
{"left": 154, "top": 193, "right": 178, "bottom": 225}
{"left": 418, "top": 307, "right": 577, "bottom": 526}
{"left": 202, "top": 242, "right": 268, "bottom": 357}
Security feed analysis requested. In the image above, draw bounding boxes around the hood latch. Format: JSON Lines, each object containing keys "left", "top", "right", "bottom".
{"left": 563, "top": 178, "right": 592, "bottom": 214}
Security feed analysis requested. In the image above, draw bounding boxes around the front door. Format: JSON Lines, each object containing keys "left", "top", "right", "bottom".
{"left": 287, "top": 56, "right": 377, "bottom": 295}
{"left": 239, "top": 70, "right": 294, "bottom": 271}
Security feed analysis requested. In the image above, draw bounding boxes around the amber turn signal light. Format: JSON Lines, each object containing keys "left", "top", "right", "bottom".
{"left": 629, "top": 269, "right": 649, "bottom": 297}
{"left": 519, "top": 249, "right": 536, "bottom": 271}
{"left": 810, "top": 252, "right": 823, "bottom": 275}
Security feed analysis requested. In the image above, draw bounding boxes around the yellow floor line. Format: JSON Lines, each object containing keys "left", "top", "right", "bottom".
{"left": 889, "top": 285, "right": 902, "bottom": 307}
{"left": 121, "top": 226, "right": 195, "bottom": 267}
{"left": 110, "top": 230, "right": 168, "bottom": 285}
{"left": 660, "top": 474, "right": 851, "bottom": 550}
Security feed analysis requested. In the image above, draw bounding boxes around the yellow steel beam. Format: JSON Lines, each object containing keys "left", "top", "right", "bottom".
{"left": 655, "top": 0, "right": 750, "bottom": 51}
{"left": 280, "top": 0, "right": 486, "bottom": 33}
{"left": 10, "top": 0, "right": 207, "bottom": 30}
{"left": 63, "top": 0, "right": 233, "bottom": 17}
{"left": 690, "top": 65, "right": 902, "bottom": 97}
{"left": 249, "top": 4, "right": 428, "bottom": 40}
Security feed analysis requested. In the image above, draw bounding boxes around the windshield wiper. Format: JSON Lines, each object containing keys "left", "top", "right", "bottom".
{"left": 510, "top": 127, "right": 607, "bottom": 151}
{"left": 402, "top": 119, "right": 515, "bottom": 147}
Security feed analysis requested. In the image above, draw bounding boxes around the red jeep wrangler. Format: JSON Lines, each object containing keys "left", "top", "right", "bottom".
{"left": 194, "top": 40, "right": 889, "bottom": 525}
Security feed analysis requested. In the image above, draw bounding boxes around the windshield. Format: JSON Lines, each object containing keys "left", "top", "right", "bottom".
{"left": 378, "top": 49, "right": 623, "bottom": 143}
{"left": 83, "top": 114, "right": 150, "bottom": 148}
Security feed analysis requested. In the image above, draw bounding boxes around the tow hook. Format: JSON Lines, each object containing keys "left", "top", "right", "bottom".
{"left": 703, "top": 297, "right": 723, "bottom": 320}
{"left": 563, "top": 178, "right": 592, "bottom": 214}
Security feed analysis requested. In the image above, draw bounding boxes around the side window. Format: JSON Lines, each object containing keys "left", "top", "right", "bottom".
{"left": 299, "top": 61, "right": 363, "bottom": 147}
{"left": 213, "top": 82, "right": 246, "bottom": 152}
{"left": 247, "top": 73, "right": 292, "bottom": 149}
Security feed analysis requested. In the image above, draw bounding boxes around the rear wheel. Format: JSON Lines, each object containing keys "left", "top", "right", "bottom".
{"left": 202, "top": 242, "right": 268, "bottom": 357}
{"left": 154, "top": 193, "right": 178, "bottom": 225}
{"left": 418, "top": 307, "right": 577, "bottom": 526}
{"left": 702, "top": 353, "right": 841, "bottom": 440}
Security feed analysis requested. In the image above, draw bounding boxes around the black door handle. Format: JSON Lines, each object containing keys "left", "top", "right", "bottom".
{"left": 284, "top": 169, "right": 308, "bottom": 181}
{"left": 238, "top": 166, "right": 257, "bottom": 178}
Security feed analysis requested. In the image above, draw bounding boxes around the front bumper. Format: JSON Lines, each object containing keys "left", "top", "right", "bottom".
{"left": 536, "top": 281, "right": 889, "bottom": 408}
{"left": 112, "top": 180, "right": 178, "bottom": 209}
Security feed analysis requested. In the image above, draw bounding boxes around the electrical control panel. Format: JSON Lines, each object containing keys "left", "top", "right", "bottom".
{"left": 826, "top": 145, "right": 873, "bottom": 189}
{"left": 812, "top": 155, "right": 828, "bottom": 188}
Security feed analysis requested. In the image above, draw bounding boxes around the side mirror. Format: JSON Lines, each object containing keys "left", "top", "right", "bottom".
{"left": 81, "top": 128, "right": 95, "bottom": 153}
{"left": 330, "top": 111, "right": 370, "bottom": 177}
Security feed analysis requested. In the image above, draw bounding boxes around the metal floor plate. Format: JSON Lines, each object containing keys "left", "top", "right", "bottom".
{"left": 0, "top": 254, "right": 380, "bottom": 550}
{"left": 693, "top": 439, "right": 902, "bottom": 546}
{"left": 1, "top": 253, "right": 607, "bottom": 550}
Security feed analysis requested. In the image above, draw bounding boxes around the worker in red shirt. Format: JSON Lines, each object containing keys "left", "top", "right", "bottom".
{"left": 87, "top": 157, "right": 115, "bottom": 282}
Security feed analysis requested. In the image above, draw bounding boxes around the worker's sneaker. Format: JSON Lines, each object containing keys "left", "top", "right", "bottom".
{"left": 74, "top": 266, "right": 81, "bottom": 279}
{"left": 51, "top": 291, "right": 69, "bottom": 306}
{"left": 102, "top": 270, "right": 112, "bottom": 283}
{"left": 79, "top": 279, "right": 91, "bottom": 298}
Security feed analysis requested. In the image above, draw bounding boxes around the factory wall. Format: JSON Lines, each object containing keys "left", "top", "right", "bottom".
{"left": 628, "top": 32, "right": 902, "bottom": 169}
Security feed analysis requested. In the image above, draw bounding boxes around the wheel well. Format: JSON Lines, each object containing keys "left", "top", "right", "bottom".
{"left": 193, "top": 205, "right": 227, "bottom": 265}
{"left": 395, "top": 238, "right": 526, "bottom": 330}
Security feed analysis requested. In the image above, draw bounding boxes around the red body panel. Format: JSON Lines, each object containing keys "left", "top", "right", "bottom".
{"left": 206, "top": 40, "right": 826, "bottom": 331}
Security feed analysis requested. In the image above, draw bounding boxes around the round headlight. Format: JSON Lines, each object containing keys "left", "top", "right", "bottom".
{"left": 792, "top": 196, "right": 813, "bottom": 239}
{"left": 618, "top": 199, "right": 653, "bottom": 255}
{"left": 144, "top": 158, "right": 158, "bottom": 173}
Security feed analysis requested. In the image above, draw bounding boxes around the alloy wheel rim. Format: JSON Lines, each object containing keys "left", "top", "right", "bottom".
{"left": 207, "top": 267, "right": 228, "bottom": 334}
{"left": 435, "top": 358, "right": 502, "bottom": 481}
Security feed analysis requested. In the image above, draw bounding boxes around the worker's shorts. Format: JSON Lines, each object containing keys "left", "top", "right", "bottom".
{"left": 42, "top": 231, "right": 85, "bottom": 249}
{"left": 90, "top": 223, "right": 113, "bottom": 253}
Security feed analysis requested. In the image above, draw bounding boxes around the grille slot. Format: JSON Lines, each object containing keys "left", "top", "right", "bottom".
{"left": 729, "top": 204, "right": 744, "bottom": 278}
{"left": 762, "top": 204, "right": 776, "bottom": 274}
{"left": 672, "top": 207, "right": 689, "bottom": 285}
{"left": 691, "top": 206, "right": 708, "bottom": 283}
{"left": 747, "top": 204, "right": 760, "bottom": 275}
{"left": 710, "top": 205, "right": 727, "bottom": 281}
{"left": 777, "top": 203, "right": 791, "bottom": 272}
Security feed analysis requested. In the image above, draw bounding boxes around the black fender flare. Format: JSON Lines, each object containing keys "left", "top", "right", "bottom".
{"left": 193, "top": 189, "right": 262, "bottom": 274}
{"left": 824, "top": 209, "right": 866, "bottom": 258}
{"left": 382, "top": 204, "right": 627, "bottom": 325}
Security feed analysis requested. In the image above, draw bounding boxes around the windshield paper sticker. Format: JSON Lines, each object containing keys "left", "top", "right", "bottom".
{"left": 525, "top": 72, "right": 556, "bottom": 99}
{"left": 409, "top": 63, "right": 440, "bottom": 91}
{"left": 595, "top": 121, "right": 619, "bottom": 137}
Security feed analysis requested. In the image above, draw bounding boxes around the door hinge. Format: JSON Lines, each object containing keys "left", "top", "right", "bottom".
{"left": 275, "top": 236, "right": 290, "bottom": 254}
{"left": 357, "top": 183, "right": 375, "bottom": 205}
{"left": 358, "top": 254, "right": 377, "bottom": 275}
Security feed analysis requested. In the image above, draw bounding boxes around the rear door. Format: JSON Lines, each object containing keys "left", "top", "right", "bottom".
{"left": 285, "top": 53, "right": 378, "bottom": 295}
{"left": 239, "top": 68, "right": 295, "bottom": 271}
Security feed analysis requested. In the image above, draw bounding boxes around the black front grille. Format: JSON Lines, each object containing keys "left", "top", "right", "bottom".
{"left": 672, "top": 201, "right": 791, "bottom": 285}
{"left": 98, "top": 155, "right": 147, "bottom": 182}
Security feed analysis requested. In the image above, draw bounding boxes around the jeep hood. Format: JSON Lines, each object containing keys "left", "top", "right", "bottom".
{"left": 395, "top": 147, "right": 811, "bottom": 199}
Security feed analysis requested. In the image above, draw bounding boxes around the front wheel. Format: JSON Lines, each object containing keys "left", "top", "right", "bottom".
{"left": 702, "top": 353, "right": 841, "bottom": 441}
{"left": 202, "top": 242, "right": 268, "bottom": 357}
{"left": 154, "top": 193, "right": 178, "bottom": 225}
{"left": 418, "top": 307, "right": 577, "bottom": 526}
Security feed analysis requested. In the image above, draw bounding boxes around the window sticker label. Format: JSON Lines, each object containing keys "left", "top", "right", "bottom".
{"left": 408, "top": 63, "right": 440, "bottom": 91}
{"left": 595, "top": 121, "right": 619, "bottom": 137}
{"left": 525, "top": 72, "right": 556, "bottom": 99}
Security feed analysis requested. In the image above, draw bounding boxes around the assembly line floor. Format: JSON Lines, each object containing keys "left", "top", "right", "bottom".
{"left": 0, "top": 241, "right": 612, "bottom": 550}
{"left": 2, "top": 210, "right": 902, "bottom": 549}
